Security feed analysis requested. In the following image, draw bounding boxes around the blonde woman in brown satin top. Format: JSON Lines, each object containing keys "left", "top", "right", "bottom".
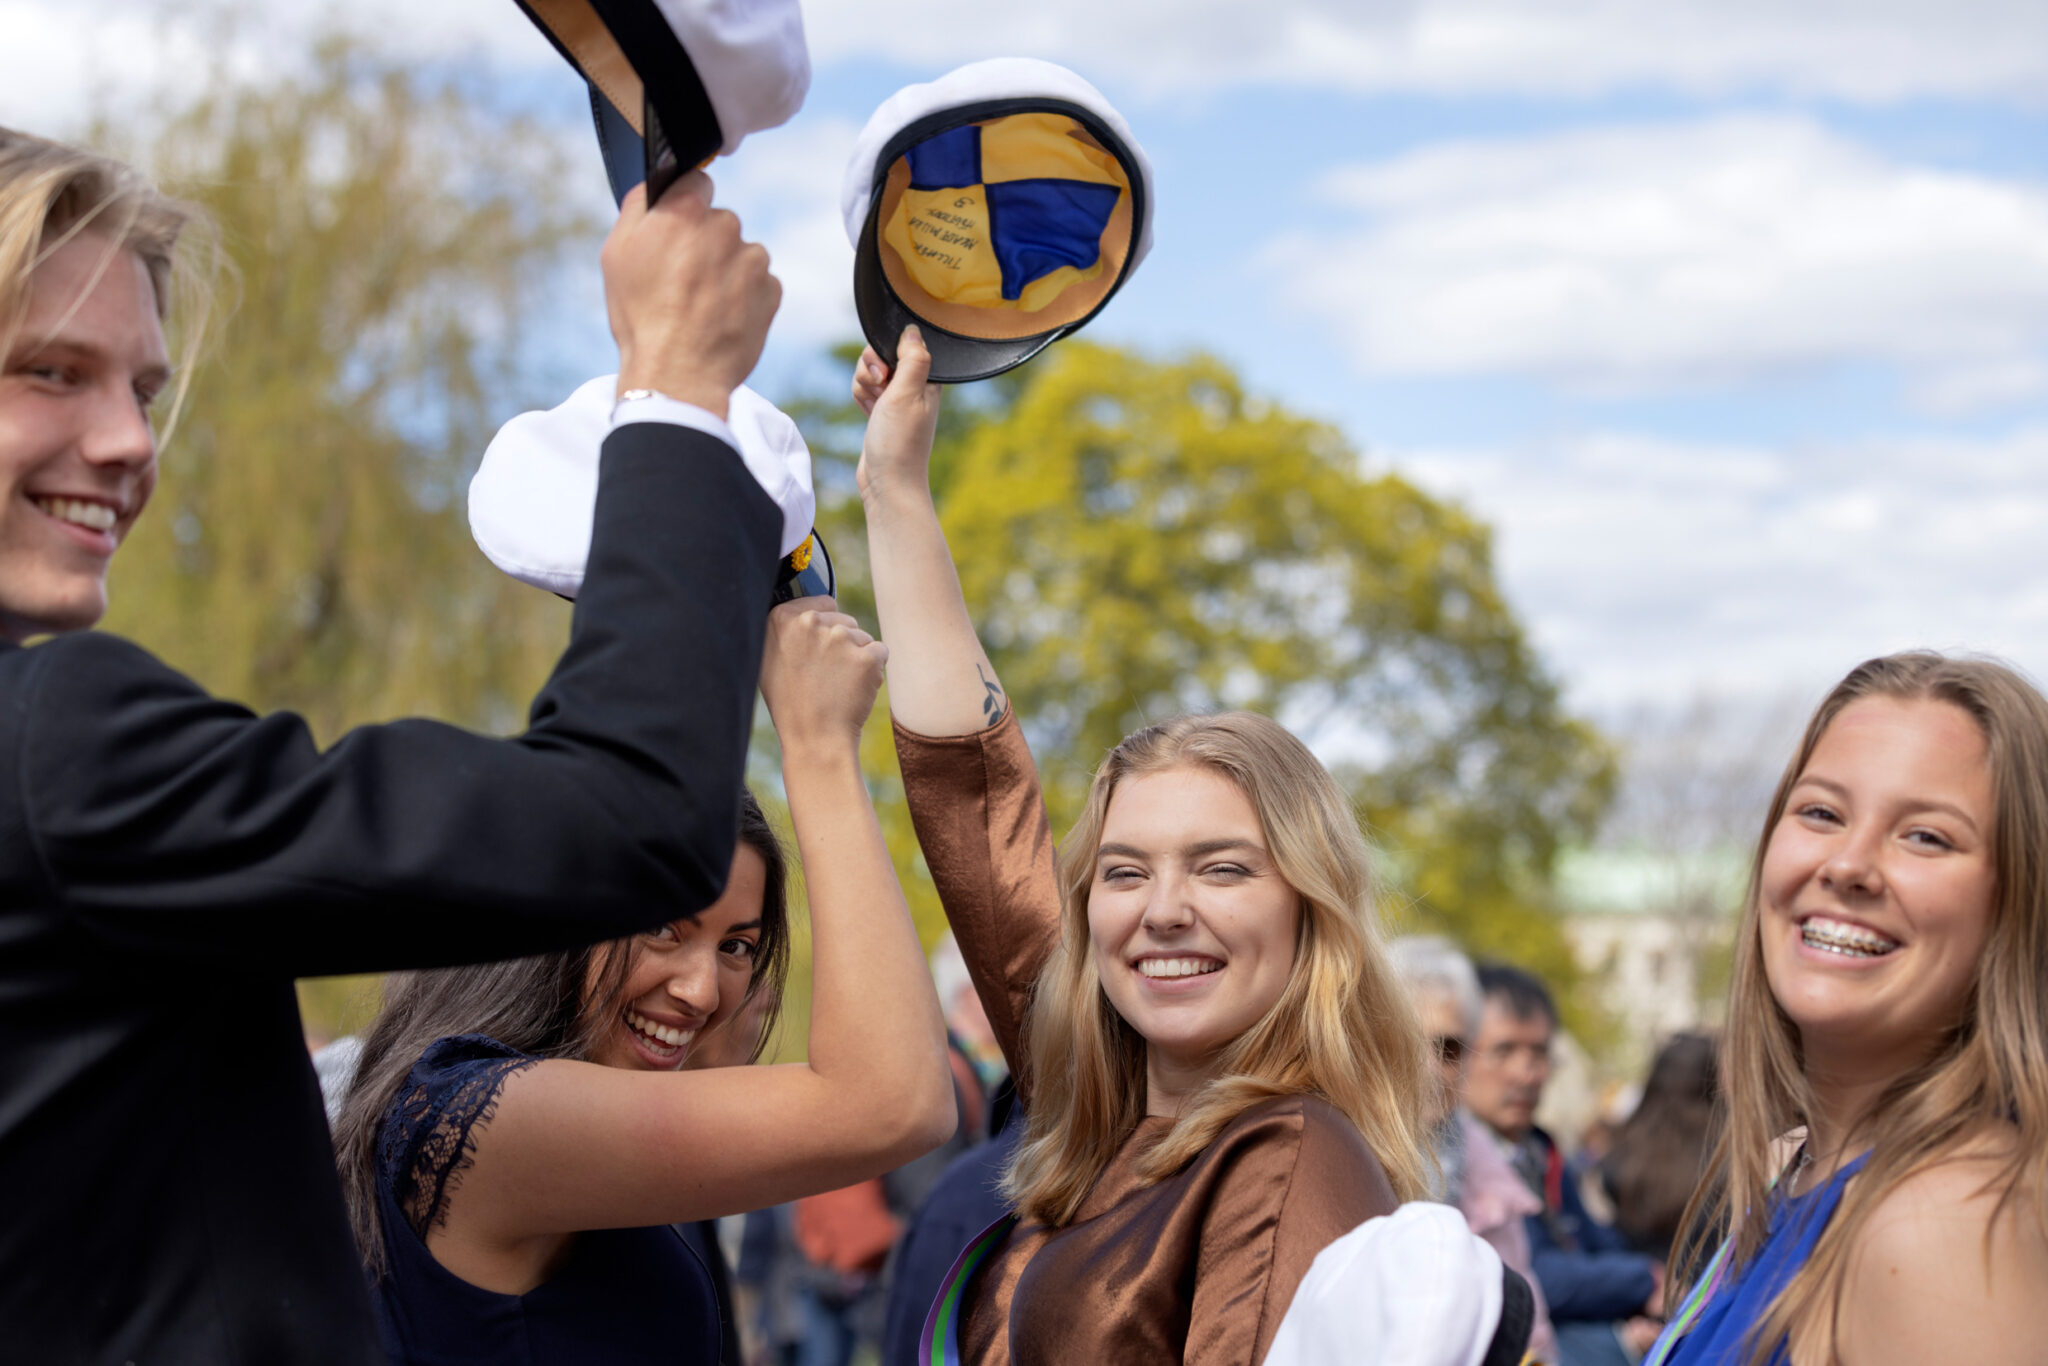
{"left": 853, "top": 328, "right": 1433, "bottom": 1365}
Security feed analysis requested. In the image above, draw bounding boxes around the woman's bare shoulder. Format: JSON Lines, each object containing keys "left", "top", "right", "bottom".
{"left": 1861, "top": 1130, "right": 2037, "bottom": 1236}
{"left": 1837, "top": 1132, "right": 2048, "bottom": 1365}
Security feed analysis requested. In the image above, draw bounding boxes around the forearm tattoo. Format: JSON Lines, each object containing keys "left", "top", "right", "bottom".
{"left": 977, "top": 664, "right": 1009, "bottom": 727}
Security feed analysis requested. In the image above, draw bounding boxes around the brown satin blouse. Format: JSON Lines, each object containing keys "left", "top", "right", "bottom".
{"left": 894, "top": 713, "right": 1398, "bottom": 1365}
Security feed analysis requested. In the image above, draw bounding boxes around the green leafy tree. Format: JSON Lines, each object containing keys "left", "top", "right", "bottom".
{"left": 75, "top": 34, "right": 1611, "bottom": 1045}
{"left": 796, "top": 342, "right": 1614, "bottom": 1025}
{"left": 90, "top": 47, "right": 599, "bottom": 1034}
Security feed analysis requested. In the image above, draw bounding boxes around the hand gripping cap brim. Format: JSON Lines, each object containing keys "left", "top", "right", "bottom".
{"left": 851, "top": 223, "right": 1063, "bottom": 383}
{"left": 842, "top": 59, "right": 1153, "bottom": 384}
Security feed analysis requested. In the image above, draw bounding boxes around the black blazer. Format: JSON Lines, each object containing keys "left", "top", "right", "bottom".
{"left": 0, "top": 423, "right": 780, "bottom": 1364}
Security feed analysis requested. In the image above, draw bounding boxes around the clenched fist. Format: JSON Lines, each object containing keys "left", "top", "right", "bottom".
{"left": 760, "top": 597, "right": 888, "bottom": 753}
{"left": 602, "top": 172, "right": 781, "bottom": 420}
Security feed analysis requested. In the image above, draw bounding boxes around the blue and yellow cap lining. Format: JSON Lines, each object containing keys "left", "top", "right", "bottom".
{"left": 862, "top": 99, "right": 1143, "bottom": 365}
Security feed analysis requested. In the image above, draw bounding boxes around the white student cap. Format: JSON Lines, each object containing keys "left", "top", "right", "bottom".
{"left": 516, "top": 0, "right": 809, "bottom": 191}
{"left": 1266, "top": 1204, "right": 1529, "bottom": 1366}
{"left": 840, "top": 58, "right": 1154, "bottom": 383}
{"left": 469, "top": 377, "right": 815, "bottom": 598}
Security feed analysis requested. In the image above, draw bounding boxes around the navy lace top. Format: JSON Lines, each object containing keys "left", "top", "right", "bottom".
{"left": 371, "top": 1034, "right": 723, "bottom": 1365}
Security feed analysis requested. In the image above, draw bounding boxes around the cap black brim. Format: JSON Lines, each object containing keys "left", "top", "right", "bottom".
{"left": 585, "top": 0, "right": 722, "bottom": 198}
{"left": 590, "top": 84, "right": 643, "bottom": 206}
{"left": 1482, "top": 1265, "right": 1538, "bottom": 1366}
{"left": 853, "top": 198, "right": 1063, "bottom": 385}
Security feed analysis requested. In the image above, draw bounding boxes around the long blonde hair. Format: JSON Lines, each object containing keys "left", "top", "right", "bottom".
{"left": 1671, "top": 652, "right": 2048, "bottom": 1365}
{"left": 0, "top": 126, "right": 223, "bottom": 443}
{"left": 1004, "top": 711, "right": 1430, "bottom": 1226}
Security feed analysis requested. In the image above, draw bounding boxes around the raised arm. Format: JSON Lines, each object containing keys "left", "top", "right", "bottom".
{"left": 855, "top": 327, "right": 1005, "bottom": 737}
{"left": 12, "top": 173, "right": 784, "bottom": 978}
{"left": 423, "top": 598, "right": 956, "bottom": 1254}
{"left": 856, "top": 330, "right": 1060, "bottom": 1094}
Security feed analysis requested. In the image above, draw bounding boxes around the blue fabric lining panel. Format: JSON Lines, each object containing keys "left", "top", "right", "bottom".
{"left": 906, "top": 125, "right": 983, "bottom": 191}
{"left": 983, "top": 179, "right": 1123, "bottom": 300}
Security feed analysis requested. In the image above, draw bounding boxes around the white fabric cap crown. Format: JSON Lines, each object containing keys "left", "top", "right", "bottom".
{"left": 469, "top": 377, "right": 815, "bottom": 598}
{"left": 659, "top": 0, "right": 808, "bottom": 156}
{"left": 839, "top": 56, "right": 1153, "bottom": 267}
{"left": 518, "top": 0, "right": 809, "bottom": 155}
{"left": 1265, "top": 1204, "right": 1504, "bottom": 1366}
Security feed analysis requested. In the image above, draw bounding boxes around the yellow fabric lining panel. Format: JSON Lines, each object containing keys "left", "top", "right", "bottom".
{"left": 883, "top": 185, "right": 1005, "bottom": 307}
{"left": 978, "top": 111, "right": 1124, "bottom": 189}
{"left": 884, "top": 187, "right": 1107, "bottom": 313}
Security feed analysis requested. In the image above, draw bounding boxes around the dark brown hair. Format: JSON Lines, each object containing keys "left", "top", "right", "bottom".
{"left": 332, "top": 790, "right": 790, "bottom": 1277}
{"left": 1602, "top": 1032, "right": 1721, "bottom": 1261}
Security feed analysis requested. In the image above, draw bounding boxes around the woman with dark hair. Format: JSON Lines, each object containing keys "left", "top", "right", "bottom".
{"left": 332, "top": 791, "right": 793, "bottom": 1238}
{"left": 1648, "top": 653, "right": 2048, "bottom": 1366}
{"left": 1601, "top": 1033, "right": 1720, "bottom": 1264}
{"left": 332, "top": 599, "right": 957, "bottom": 1365}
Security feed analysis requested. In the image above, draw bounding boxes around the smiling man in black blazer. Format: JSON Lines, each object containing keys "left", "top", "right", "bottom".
{"left": 0, "top": 90, "right": 793, "bottom": 1366}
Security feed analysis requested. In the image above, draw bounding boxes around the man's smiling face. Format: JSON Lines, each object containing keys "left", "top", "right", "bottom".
{"left": 0, "top": 230, "right": 166, "bottom": 641}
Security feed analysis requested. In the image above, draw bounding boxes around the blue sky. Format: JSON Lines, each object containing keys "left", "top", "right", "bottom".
{"left": 8, "top": 0, "right": 2048, "bottom": 726}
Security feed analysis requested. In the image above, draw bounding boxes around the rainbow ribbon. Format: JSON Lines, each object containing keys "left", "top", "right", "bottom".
{"left": 1641, "top": 1154, "right": 1810, "bottom": 1366}
{"left": 919, "top": 1213, "right": 1019, "bottom": 1366}
{"left": 1640, "top": 1233, "right": 1736, "bottom": 1366}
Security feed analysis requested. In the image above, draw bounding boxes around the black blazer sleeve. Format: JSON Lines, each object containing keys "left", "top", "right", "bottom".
{"left": 5, "top": 422, "right": 779, "bottom": 978}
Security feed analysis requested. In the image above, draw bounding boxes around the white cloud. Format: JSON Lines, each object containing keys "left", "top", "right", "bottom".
{"left": 1395, "top": 426, "right": 2048, "bottom": 710}
{"left": 1912, "top": 355, "right": 2048, "bottom": 415}
{"left": 0, "top": 1, "right": 562, "bottom": 132}
{"left": 1271, "top": 115, "right": 2048, "bottom": 402}
{"left": 0, "top": 2, "right": 208, "bottom": 130}
{"left": 802, "top": 0, "right": 2048, "bottom": 104}
{"left": 6, "top": 0, "right": 2046, "bottom": 127}
{"left": 713, "top": 117, "right": 860, "bottom": 349}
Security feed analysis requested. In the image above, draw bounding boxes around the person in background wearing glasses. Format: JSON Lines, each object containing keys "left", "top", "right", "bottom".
{"left": 1391, "top": 938, "right": 1558, "bottom": 1363}
{"left": 1468, "top": 964, "right": 1662, "bottom": 1366}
